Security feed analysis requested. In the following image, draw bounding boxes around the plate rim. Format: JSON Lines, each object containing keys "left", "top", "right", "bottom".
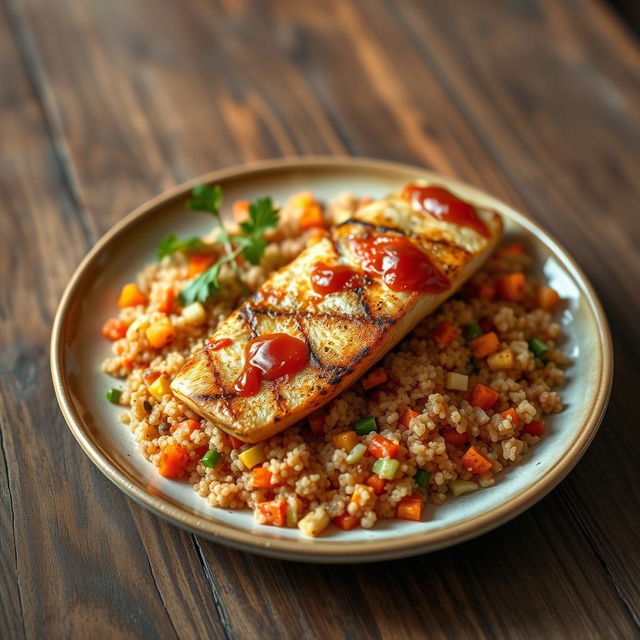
{"left": 50, "top": 155, "right": 613, "bottom": 563}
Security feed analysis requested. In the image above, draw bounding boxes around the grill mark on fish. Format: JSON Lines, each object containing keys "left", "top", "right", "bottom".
{"left": 293, "top": 314, "right": 324, "bottom": 370}
{"left": 324, "top": 346, "right": 371, "bottom": 385}
{"left": 238, "top": 306, "right": 259, "bottom": 338}
{"left": 202, "top": 347, "right": 237, "bottom": 417}
{"left": 243, "top": 305, "right": 395, "bottom": 328}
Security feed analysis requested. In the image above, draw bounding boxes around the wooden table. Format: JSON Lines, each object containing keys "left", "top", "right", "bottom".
{"left": 2, "top": 0, "right": 639, "bottom": 637}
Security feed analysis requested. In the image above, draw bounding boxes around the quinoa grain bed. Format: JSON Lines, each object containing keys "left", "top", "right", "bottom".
{"left": 102, "top": 193, "right": 567, "bottom": 536}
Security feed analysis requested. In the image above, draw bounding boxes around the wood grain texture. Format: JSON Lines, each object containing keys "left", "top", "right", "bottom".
{"left": 1, "top": 0, "right": 639, "bottom": 638}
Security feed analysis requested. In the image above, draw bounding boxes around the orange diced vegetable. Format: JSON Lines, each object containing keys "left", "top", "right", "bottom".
{"left": 143, "top": 370, "right": 161, "bottom": 384}
{"left": 362, "top": 367, "right": 388, "bottom": 390}
{"left": 498, "top": 243, "right": 526, "bottom": 256}
{"left": 367, "top": 435, "right": 399, "bottom": 459}
{"left": 476, "top": 282, "right": 496, "bottom": 301}
{"left": 365, "top": 474, "right": 386, "bottom": 495}
{"left": 300, "top": 203, "right": 325, "bottom": 230}
{"left": 232, "top": 200, "right": 250, "bottom": 221}
{"left": 101, "top": 317, "right": 129, "bottom": 340}
{"left": 118, "top": 283, "right": 147, "bottom": 308}
{"left": 122, "top": 357, "right": 135, "bottom": 372}
{"left": 158, "top": 444, "right": 190, "bottom": 478}
{"left": 443, "top": 428, "right": 467, "bottom": 446}
{"left": 401, "top": 408, "right": 420, "bottom": 429}
{"left": 461, "top": 446, "right": 493, "bottom": 474}
{"left": 188, "top": 253, "right": 216, "bottom": 278}
{"left": 334, "top": 512, "right": 360, "bottom": 531}
{"left": 146, "top": 316, "right": 176, "bottom": 349}
{"left": 396, "top": 494, "right": 424, "bottom": 521}
{"left": 308, "top": 411, "right": 326, "bottom": 435}
{"left": 500, "top": 408, "right": 520, "bottom": 427}
{"left": 251, "top": 467, "right": 273, "bottom": 488}
{"left": 535, "top": 285, "right": 560, "bottom": 311}
{"left": 471, "top": 331, "right": 500, "bottom": 358}
{"left": 524, "top": 420, "right": 545, "bottom": 436}
{"left": 228, "top": 435, "right": 244, "bottom": 449}
{"left": 157, "top": 288, "right": 175, "bottom": 314}
{"left": 433, "top": 321, "right": 460, "bottom": 346}
{"left": 170, "top": 419, "right": 201, "bottom": 435}
{"left": 469, "top": 384, "right": 500, "bottom": 410}
{"left": 332, "top": 431, "right": 358, "bottom": 452}
{"left": 257, "top": 498, "right": 287, "bottom": 527}
{"left": 496, "top": 272, "right": 526, "bottom": 302}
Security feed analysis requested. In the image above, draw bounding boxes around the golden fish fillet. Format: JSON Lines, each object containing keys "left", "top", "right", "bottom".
{"left": 170, "top": 185, "right": 502, "bottom": 442}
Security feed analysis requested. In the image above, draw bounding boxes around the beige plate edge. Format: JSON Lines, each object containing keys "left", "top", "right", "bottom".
{"left": 50, "top": 155, "right": 613, "bottom": 563}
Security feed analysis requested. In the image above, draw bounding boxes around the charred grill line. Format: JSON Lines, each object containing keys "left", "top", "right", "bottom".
{"left": 325, "top": 345, "right": 371, "bottom": 385}
{"left": 335, "top": 218, "right": 407, "bottom": 237}
{"left": 202, "top": 347, "right": 238, "bottom": 418}
{"left": 294, "top": 316, "right": 324, "bottom": 370}
{"left": 238, "top": 307, "right": 259, "bottom": 338}
{"left": 243, "top": 305, "right": 395, "bottom": 328}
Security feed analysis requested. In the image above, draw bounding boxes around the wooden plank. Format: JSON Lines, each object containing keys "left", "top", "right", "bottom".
{"left": 0, "top": 2, "right": 229, "bottom": 638}
{"left": 3, "top": 0, "right": 639, "bottom": 637}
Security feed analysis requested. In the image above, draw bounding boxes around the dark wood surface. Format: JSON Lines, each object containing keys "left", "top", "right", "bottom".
{"left": 2, "top": 0, "right": 639, "bottom": 638}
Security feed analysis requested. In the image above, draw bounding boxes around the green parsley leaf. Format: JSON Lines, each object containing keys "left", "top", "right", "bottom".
{"left": 179, "top": 247, "right": 243, "bottom": 305}
{"left": 156, "top": 234, "right": 205, "bottom": 260}
{"left": 187, "top": 183, "right": 222, "bottom": 215}
{"left": 235, "top": 197, "right": 279, "bottom": 265}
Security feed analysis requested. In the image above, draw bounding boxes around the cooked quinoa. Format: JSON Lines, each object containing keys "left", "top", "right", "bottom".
{"left": 101, "top": 191, "right": 567, "bottom": 535}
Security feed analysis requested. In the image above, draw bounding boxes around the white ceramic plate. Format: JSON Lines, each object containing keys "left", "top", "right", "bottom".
{"left": 51, "top": 157, "right": 612, "bottom": 562}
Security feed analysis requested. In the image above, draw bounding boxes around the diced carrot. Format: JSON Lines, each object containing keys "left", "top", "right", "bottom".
{"left": 469, "top": 384, "right": 500, "bottom": 410}
{"left": 188, "top": 253, "right": 216, "bottom": 278}
{"left": 143, "top": 370, "right": 161, "bottom": 384}
{"left": 122, "top": 357, "right": 135, "bottom": 372}
{"left": 461, "top": 446, "right": 493, "bottom": 474}
{"left": 365, "top": 474, "right": 386, "bottom": 495}
{"left": 257, "top": 498, "right": 287, "bottom": 527}
{"left": 367, "top": 435, "right": 399, "bottom": 459}
{"left": 118, "top": 283, "right": 147, "bottom": 308}
{"left": 535, "top": 285, "right": 560, "bottom": 311}
{"left": 308, "top": 411, "right": 326, "bottom": 435}
{"left": 251, "top": 467, "right": 273, "bottom": 488}
{"left": 498, "top": 243, "right": 526, "bottom": 256}
{"left": 396, "top": 494, "right": 424, "bottom": 521}
{"left": 158, "top": 444, "right": 190, "bottom": 478}
{"left": 476, "top": 282, "right": 496, "bottom": 301}
{"left": 101, "top": 317, "right": 129, "bottom": 340}
{"left": 232, "top": 200, "right": 250, "bottom": 221}
{"left": 471, "top": 331, "right": 500, "bottom": 358}
{"left": 401, "top": 408, "right": 420, "bottom": 429}
{"left": 157, "top": 288, "right": 175, "bottom": 314}
{"left": 170, "top": 419, "right": 201, "bottom": 435}
{"left": 524, "top": 420, "right": 545, "bottom": 436}
{"left": 299, "top": 203, "right": 326, "bottom": 230}
{"left": 362, "top": 367, "right": 388, "bottom": 390}
{"left": 443, "top": 428, "right": 467, "bottom": 446}
{"left": 496, "top": 272, "right": 526, "bottom": 302}
{"left": 228, "top": 435, "right": 244, "bottom": 449}
{"left": 433, "top": 321, "right": 460, "bottom": 347}
{"left": 146, "top": 316, "right": 176, "bottom": 349}
{"left": 500, "top": 408, "right": 520, "bottom": 427}
{"left": 334, "top": 512, "right": 360, "bottom": 531}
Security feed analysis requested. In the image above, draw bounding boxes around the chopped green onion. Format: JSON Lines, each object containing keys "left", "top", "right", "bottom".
{"left": 372, "top": 458, "right": 399, "bottom": 480}
{"left": 464, "top": 324, "right": 482, "bottom": 341}
{"left": 449, "top": 480, "right": 478, "bottom": 497}
{"left": 414, "top": 469, "right": 431, "bottom": 487}
{"left": 528, "top": 338, "right": 548, "bottom": 358}
{"left": 466, "top": 358, "right": 479, "bottom": 374}
{"left": 105, "top": 388, "right": 121, "bottom": 404}
{"left": 200, "top": 450, "right": 221, "bottom": 468}
{"left": 346, "top": 443, "right": 367, "bottom": 464}
{"left": 354, "top": 416, "right": 377, "bottom": 435}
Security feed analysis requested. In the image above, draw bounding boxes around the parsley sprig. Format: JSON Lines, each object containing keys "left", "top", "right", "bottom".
{"left": 158, "top": 184, "right": 278, "bottom": 305}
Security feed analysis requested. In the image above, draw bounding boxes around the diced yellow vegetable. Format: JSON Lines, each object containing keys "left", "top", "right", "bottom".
{"left": 487, "top": 349, "right": 514, "bottom": 371}
{"left": 148, "top": 376, "right": 172, "bottom": 401}
{"left": 126, "top": 315, "right": 149, "bottom": 339}
{"left": 238, "top": 444, "right": 266, "bottom": 469}
{"left": 332, "top": 430, "right": 358, "bottom": 452}
{"left": 290, "top": 191, "right": 315, "bottom": 209}
{"left": 182, "top": 301, "right": 206, "bottom": 325}
{"left": 286, "top": 496, "right": 304, "bottom": 527}
{"left": 449, "top": 480, "right": 479, "bottom": 497}
{"left": 445, "top": 372, "right": 469, "bottom": 391}
{"left": 297, "top": 507, "right": 330, "bottom": 537}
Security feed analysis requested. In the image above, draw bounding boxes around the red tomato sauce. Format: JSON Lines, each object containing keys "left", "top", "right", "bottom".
{"left": 350, "top": 235, "right": 450, "bottom": 293}
{"left": 208, "top": 338, "right": 233, "bottom": 351}
{"left": 310, "top": 262, "right": 363, "bottom": 295}
{"left": 403, "top": 184, "right": 489, "bottom": 238}
{"left": 234, "top": 333, "right": 309, "bottom": 396}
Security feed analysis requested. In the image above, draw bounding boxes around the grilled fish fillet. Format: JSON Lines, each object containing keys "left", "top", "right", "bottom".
{"left": 171, "top": 185, "right": 503, "bottom": 443}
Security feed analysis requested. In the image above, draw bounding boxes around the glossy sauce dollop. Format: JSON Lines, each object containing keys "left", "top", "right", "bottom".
{"left": 234, "top": 333, "right": 309, "bottom": 397}
{"left": 403, "top": 184, "right": 489, "bottom": 238}
{"left": 350, "top": 235, "right": 450, "bottom": 293}
{"left": 310, "top": 262, "right": 363, "bottom": 296}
